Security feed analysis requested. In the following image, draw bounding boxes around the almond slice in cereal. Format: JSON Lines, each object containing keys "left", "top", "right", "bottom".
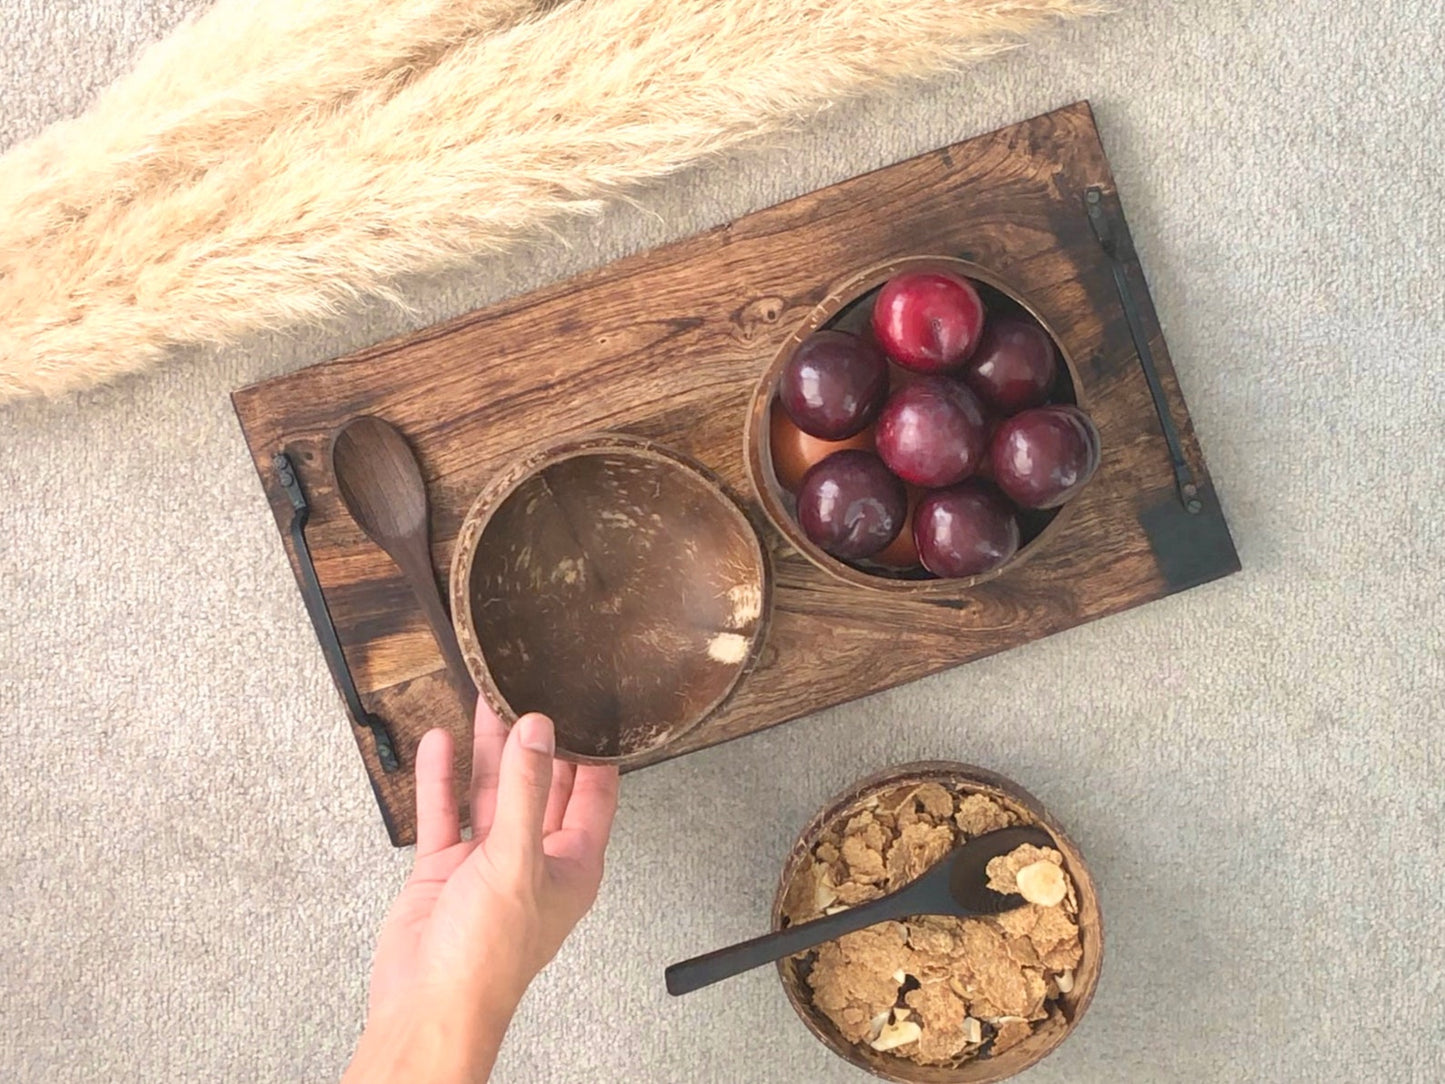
{"left": 963, "top": 1016, "right": 984, "bottom": 1045}
{"left": 870, "top": 1018, "right": 922, "bottom": 1052}
{"left": 1015, "top": 860, "right": 1068, "bottom": 907}
{"left": 867, "top": 1009, "right": 891, "bottom": 1042}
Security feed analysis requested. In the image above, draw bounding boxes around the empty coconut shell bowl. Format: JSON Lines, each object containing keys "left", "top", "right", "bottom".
{"left": 450, "top": 432, "right": 769, "bottom": 767}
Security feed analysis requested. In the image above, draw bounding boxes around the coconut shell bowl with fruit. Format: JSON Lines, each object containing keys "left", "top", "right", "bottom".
{"left": 233, "top": 103, "right": 1238, "bottom": 843}
{"left": 750, "top": 257, "right": 1100, "bottom": 594}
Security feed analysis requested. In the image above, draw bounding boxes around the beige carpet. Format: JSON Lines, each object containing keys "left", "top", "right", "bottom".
{"left": 2, "top": 2, "right": 1442, "bottom": 1082}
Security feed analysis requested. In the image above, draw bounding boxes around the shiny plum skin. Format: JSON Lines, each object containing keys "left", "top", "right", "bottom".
{"left": 962, "top": 313, "right": 1058, "bottom": 415}
{"left": 990, "top": 405, "right": 1101, "bottom": 509}
{"left": 869, "top": 485, "right": 924, "bottom": 569}
{"left": 796, "top": 450, "right": 907, "bottom": 560}
{"left": 779, "top": 330, "right": 889, "bottom": 440}
{"left": 913, "top": 481, "right": 1021, "bottom": 578}
{"left": 874, "top": 377, "right": 989, "bottom": 488}
{"left": 870, "top": 270, "right": 985, "bottom": 373}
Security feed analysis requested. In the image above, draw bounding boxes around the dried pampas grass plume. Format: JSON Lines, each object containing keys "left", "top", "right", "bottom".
{"left": 0, "top": 0, "right": 1104, "bottom": 402}
{"left": 0, "top": 0, "right": 547, "bottom": 253}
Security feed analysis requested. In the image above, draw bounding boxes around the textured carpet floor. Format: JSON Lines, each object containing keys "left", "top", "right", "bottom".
{"left": 2, "top": 2, "right": 1442, "bottom": 1082}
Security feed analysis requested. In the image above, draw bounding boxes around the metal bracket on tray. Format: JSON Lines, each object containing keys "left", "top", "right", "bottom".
{"left": 1086, "top": 186, "right": 1202, "bottom": 515}
{"left": 273, "top": 452, "right": 401, "bottom": 772}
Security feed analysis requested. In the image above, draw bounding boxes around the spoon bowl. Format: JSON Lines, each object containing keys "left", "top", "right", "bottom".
{"left": 333, "top": 416, "right": 430, "bottom": 544}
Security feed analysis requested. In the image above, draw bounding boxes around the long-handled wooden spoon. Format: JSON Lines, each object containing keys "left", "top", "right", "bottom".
{"left": 331, "top": 416, "right": 476, "bottom": 714}
{"left": 665, "top": 826, "right": 1054, "bottom": 996}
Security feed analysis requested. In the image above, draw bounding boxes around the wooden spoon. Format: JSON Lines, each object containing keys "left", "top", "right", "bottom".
{"left": 665, "top": 826, "right": 1054, "bottom": 996}
{"left": 331, "top": 416, "right": 476, "bottom": 714}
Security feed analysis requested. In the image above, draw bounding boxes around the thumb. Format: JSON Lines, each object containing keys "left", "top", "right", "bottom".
{"left": 485, "top": 713, "right": 555, "bottom": 876}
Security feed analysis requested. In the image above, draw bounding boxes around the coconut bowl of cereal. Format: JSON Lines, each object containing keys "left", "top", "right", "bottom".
{"left": 772, "top": 762, "right": 1102, "bottom": 1083}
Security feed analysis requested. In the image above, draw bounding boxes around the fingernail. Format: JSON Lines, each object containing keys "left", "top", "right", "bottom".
{"left": 518, "top": 713, "right": 555, "bottom": 755}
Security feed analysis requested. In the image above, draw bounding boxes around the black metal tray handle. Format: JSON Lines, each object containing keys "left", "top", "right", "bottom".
{"left": 273, "top": 452, "right": 401, "bottom": 773}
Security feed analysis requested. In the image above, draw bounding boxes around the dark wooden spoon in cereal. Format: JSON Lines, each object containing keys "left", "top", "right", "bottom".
{"left": 666, "top": 826, "right": 1054, "bottom": 996}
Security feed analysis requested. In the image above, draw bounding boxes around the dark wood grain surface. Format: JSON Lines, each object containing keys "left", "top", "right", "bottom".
{"left": 233, "top": 102, "right": 1238, "bottom": 846}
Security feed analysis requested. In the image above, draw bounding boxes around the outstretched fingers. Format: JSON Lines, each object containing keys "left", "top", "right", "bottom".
{"left": 468, "top": 697, "right": 510, "bottom": 839}
{"left": 544, "top": 764, "right": 620, "bottom": 876}
{"left": 413, "top": 728, "right": 461, "bottom": 858}
{"left": 484, "top": 713, "right": 556, "bottom": 876}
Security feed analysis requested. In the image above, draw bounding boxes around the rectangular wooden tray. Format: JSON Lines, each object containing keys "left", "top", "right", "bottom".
{"left": 233, "top": 102, "right": 1238, "bottom": 846}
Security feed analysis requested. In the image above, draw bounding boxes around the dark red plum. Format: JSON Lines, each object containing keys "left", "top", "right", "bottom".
{"left": 870, "top": 270, "right": 985, "bottom": 373}
{"left": 913, "top": 481, "right": 1021, "bottom": 578}
{"left": 779, "top": 330, "right": 888, "bottom": 440}
{"left": 796, "top": 450, "right": 907, "bottom": 560}
{"left": 990, "top": 405, "right": 1101, "bottom": 509}
{"left": 874, "top": 377, "right": 989, "bottom": 488}
{"left": 962, "top": 313, "right": 1058, "bottom": 415}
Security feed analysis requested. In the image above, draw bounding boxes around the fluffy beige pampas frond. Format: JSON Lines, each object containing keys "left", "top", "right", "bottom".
{"left": 0, "top": 0, "right": 1103, "bottom": 402}
{"left": 0, "top": 0, "right": 546, "bottom": 236}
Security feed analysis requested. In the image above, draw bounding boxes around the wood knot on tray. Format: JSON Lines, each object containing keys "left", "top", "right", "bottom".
{"left": 733, "top": 296, "right": 788, "bottom": 342}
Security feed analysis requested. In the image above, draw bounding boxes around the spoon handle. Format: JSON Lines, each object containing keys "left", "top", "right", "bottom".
{"left": 399, "top": 546, "right": 477, "bottom": 715}
{"left": 665, "top": 887, "right": 922, "bottom": 997}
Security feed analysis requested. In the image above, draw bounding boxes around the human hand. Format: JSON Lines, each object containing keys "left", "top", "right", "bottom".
{"left": 343, "top": 701, "right": 619, "bottom": 1084}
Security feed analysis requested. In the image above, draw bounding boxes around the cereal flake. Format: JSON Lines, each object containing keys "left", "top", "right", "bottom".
{"left": 992, "top": 1018, "right": 1034, "bottom": 1054}
{"left": 955, "top": 794, "right": 1017, "bottom": 838}
{"left": 985, "top": 844, "right": 1064, "bottom": 897}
